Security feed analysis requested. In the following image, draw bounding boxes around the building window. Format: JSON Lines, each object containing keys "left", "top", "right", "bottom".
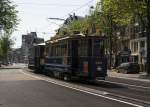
{"left": 133, "top": 42, "right": 138, "bottom": 53}
{"left": 140, "top": 41, "right": 145, "bottom": 48}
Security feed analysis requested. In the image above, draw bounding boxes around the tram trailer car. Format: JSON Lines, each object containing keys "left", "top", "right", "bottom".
{"left": 28, "top": 43, "right": 45, "bottom": 73}
{"left": 44, "top": 34, "right": 107, "bottom": 81}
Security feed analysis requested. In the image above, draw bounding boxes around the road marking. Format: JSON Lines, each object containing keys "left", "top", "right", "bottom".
{"left": 99, "top": 80, "right": 150, "bottom": 90}
{"left": 21, "top": 70, "right": 144, "bottom": 107}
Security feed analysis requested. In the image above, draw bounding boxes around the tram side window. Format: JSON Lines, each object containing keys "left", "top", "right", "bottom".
{"left": 61, "top": 44, "right": 67, "bottom": 56}
{"left": 35, "top": 47, "right": 39, "bottom": 57}
{"left": 51, "top": 45, "right": 58, "bottom": 56}
{"left": 54, "top": 45, "right": 56, "bottom": 56}
{"left": 58, "top": 45, "right": 62, "bottom": 56}
{"left": 57, "top": 45, "right": 61, "bottom": 56}
{"left": 35, "top": 47, "right": 37, "bottom": 57}
{"left": 56, "top": 45, "right": 59, "bottom": 56}
{"left": 79, "top": 39, "right": 88, "bottom": 56}
{"left": 68, "top": 42, "right": 71, "bottom": 56}
{"left": 29, "top": 48, "right": 33, "bottom": 57}
{"left": 48, "top": 46, "right": 51, "bottom": 57}
{"left": 37, "top": 47, "right": 40, "bottom": 57}
{"left": 54, "top": 46, "right": 57, "bottom": 56}
{"left": 50, "top": 44, "right": 67, "bottom": 57}
{"left": 93, "top": 39, "right": 104, "bottom": 56}
{"left": 45, "top": 46, "right": 49, "bottom": 57}
{"left": 51, "top": 46, "right": 54, "bottom": 56}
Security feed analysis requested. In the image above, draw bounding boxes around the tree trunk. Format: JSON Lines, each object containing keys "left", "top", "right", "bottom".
{"left": 146, "top": 0, "right": 150, "bottom": 75}
{"left": 147, "top": 29, "right": 150, "bottom": 75}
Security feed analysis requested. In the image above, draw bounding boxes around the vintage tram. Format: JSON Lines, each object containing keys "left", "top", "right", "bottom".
{"left": 44, "top": 34, "right": 107, "bottom": 81}
{"left": 28, "top": 34, "right": 107, "bottom": 81}
{"left": 28, "top": 43, "right": 45, "bottom": 73}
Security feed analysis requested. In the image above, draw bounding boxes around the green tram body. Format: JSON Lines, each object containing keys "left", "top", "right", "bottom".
{"left": 28, "top": 34, "right": 107, "bottom": 81}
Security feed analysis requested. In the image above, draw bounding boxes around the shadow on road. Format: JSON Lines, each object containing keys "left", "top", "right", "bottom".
{"left": 69, "top": 79, "right": 127, "bottom": 89}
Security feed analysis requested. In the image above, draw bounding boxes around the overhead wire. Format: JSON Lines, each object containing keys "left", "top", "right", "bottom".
{"left": 46, "top": 0, "right": 94, "bottom": 35}
{"left": 61, "top": 0, "right": 94, "bottom": 18}
{"left": 47, "top": 0, "right": 94, "bottom": 25}
{"left": 18, "top": 0, "right": 94, "bottom": 36}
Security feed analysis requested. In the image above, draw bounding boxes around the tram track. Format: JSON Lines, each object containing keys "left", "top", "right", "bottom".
{"left": 98, "top": 80, "right": 150, "bottom": 90}
{"left": 75, "top": 81, "right": 150, "bottom": 106}
{"left": 107, "top": 92, "right": 150, "bottom": 106}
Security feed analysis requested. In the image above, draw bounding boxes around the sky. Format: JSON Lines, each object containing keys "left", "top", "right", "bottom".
{"left": 12, "top": 0, "right": 97, "bottom": 48}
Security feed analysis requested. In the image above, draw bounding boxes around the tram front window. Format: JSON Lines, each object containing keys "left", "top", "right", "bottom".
{"left": 93, "top": 39, "right": 104, "bottom": 57}
{"left": 78, "top": 39, "right": 88, "bottom": 56}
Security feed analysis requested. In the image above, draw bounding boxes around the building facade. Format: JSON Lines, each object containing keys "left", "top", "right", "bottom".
{"left": 11, "top": 48, "right": 23, "bottom": 63}
{"left": 128, "top": 14, "right": 147, "bottom": 71}
{"left": 130, "top": 37, "right": 147, "bottom": 68}
{"left": 21, "top": 32, "right": 44, "bottom": 63}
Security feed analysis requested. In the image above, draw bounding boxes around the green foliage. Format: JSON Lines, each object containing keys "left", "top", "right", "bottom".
{"left": 58, "top": 18, "right": 89, "bottom": 36}
{"left": 102, "top": 0, "right": 149, "bottom": 27}
{"left": 102, "top": 0, "right": 134, "bottom": 26}
{"left": 88, "top": 10, "right": 102, "bottom": 28}
{"left": 68, "top": 19, "right": 88, "bottom": 33}
{"left": 0, "top": 32, "right": 14, "bottom": 57}
{"left": 58, "top": 27, "right": 69, "bottom": 36}
{"left": 0, "top": 0, "right": 18, "bottom": 60}
{"left": 0, "top": 0, "right": 18, "bottom": 32}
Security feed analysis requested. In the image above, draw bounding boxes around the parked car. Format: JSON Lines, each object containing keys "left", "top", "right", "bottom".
{"left": 116, "top": 62, "right": 140, "bottom": 74}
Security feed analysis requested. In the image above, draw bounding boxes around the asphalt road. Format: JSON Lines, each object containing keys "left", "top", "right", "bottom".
{"left": 0, "top": 68, "right": 147, "bottom": 107}
{"left": 106, "top": 77, "right": 150, "bottom": 88}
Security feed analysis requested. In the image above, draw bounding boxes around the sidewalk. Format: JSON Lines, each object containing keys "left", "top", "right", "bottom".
{"left": 0, "top": 63, "right": 27, "bottom": 69}
{"left": 108, "top": 70, "right": 150, "bottom": 83}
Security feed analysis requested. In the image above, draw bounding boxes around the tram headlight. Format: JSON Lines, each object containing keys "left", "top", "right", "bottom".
{"left": 97, "top": 66, "right": 102, "bottom": 71}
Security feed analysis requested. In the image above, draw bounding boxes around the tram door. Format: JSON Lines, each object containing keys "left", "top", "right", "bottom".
{"left": 71, "top": 40, "right": 79, "bottom": 71}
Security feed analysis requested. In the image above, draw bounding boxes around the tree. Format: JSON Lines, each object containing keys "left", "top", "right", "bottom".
{"left": 68, "top": 19, "right": 88, "bottom": 34}
{"left": 0, "top": 32, "right": 14, "bottom": 64}
{"left": 0, "top": 0, "right": 18, "bottom": 33}
{"left": 144, "top": 0, "right": 150, "bottom": 75}
{"left": 102, "top": 0, "right": 150, "bottom": 75}
{"left": 0, "top": 0, "right": 18, "bottom": 64}
{"left": 87, "top": 9, "right": 102, "bottom": 35}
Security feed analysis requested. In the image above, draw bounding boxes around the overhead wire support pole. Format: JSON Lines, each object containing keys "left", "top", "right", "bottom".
{"left": 48, "top": 18, "right": 65, "bottom": 21}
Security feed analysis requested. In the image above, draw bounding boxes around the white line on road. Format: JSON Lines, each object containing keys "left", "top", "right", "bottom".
{"left": 21, "top": 70, "right": 144, "bottom": 107}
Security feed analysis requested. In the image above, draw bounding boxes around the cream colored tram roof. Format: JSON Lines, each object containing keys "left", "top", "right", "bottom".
{"left": 46, "top": 33, "right": 85, "bottom": 44}
{"left": 33, "top": 43, "right": 45, "bottom": 46}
